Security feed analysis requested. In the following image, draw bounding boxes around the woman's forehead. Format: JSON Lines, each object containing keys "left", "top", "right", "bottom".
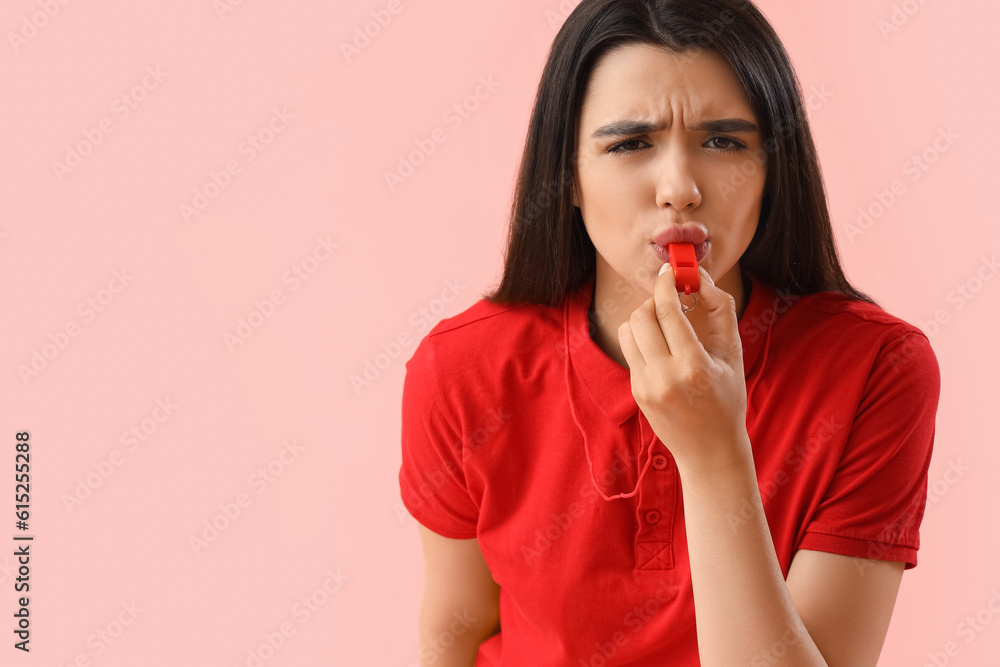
{"left": 581, "top": 60, "right": 754, "bottom": 127}
{"left": 580, "top": 46, "right": 755, "bottom": 131}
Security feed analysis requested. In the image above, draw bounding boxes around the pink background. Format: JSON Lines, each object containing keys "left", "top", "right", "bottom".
{"left": 1, "top": 0, "right": 997, "bottom": 665}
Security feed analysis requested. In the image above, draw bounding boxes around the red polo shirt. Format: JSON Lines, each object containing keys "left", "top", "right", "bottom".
{"left": 399, "top": 269, "right": 940, "bottom": 666}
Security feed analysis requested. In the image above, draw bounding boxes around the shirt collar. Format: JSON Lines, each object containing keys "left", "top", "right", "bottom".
{"left": 563, "top": 270, "right": 777, "bottom": 427}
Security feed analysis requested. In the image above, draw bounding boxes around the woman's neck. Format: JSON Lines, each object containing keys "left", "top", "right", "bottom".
{"left": 587, "top": 264, "right": 750, "bottom": 368}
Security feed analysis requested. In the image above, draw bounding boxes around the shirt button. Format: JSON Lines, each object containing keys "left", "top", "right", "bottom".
{"left": 645, "top": 509, "right": 661, "bottom": 524}
{"left": 651, "top": 454, "right": 668, "bottom": 470}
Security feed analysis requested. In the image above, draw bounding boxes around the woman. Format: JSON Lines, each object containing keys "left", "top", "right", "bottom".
{"left": 399, "top": 1, "right": 940, "bottom": 665}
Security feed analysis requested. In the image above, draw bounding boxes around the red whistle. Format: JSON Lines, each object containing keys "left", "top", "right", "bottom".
{"left": 667, "top": 243, "right": 699, "bottom": 295}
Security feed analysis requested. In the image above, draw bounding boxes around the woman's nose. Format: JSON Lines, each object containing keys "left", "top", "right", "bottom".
{"left": 654, "top": 147, "right": 703, "bottom": 210}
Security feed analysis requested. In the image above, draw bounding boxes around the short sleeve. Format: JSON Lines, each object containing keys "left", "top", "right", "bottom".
{"left": 798, "top": 331, "right": 941, "bottom": 570}
{"left": 398, "top": 339, "right": 479, "bottom": 539}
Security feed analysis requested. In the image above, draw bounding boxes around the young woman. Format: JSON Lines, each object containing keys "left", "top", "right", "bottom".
{"left": 399, "top": 1, "right": 940, "bottom": 665}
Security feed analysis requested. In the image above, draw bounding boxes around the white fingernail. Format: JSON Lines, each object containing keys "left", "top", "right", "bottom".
{"left": 658, "top": 263, "right": 670, "bottom": 277}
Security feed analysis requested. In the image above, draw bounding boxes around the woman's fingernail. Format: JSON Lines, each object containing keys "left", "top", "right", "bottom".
{"left": 658, "top": 263, "right": 670, "bottom": 277}
{"left": 701, "top": 266, "right": 714, "bottom": 285}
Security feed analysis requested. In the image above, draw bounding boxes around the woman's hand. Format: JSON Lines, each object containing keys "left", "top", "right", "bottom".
{"left": 617, "top": 264, "right": 752, "bottom": 475}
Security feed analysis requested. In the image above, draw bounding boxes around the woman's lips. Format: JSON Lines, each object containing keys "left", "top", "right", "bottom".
{"left": 653, "top": 240, "right": 709, "bottom": 264}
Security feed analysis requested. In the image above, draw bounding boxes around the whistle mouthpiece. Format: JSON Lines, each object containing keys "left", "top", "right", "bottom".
{"left": 667, "top": 242, "right": 699, "bottom": 295}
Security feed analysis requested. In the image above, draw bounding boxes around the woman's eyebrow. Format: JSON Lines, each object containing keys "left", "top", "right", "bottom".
{"left": 590, "top": 118, "right": 759, "bottom": 139}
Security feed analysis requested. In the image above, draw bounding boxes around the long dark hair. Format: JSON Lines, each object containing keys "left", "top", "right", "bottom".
{"left": 484, "top": 0, "right": 878, "bottom": 308}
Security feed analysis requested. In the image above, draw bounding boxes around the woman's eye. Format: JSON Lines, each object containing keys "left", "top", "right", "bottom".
{"left": 606, "top": 139, "right": 645, "bottom": 155}
{"left": 707, "top": 136, "right": 747, "bottom": 153}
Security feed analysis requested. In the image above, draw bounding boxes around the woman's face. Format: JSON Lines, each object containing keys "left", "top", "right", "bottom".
{"left": 574, "top": 43, "right": 767, "bottom": 302}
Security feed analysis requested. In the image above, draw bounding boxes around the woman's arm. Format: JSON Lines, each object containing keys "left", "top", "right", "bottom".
{"left": 786, "top": 547, "right": 904, "bottom": 666}
{"left": 416, "top": 525, "right": 500, "bottom": 666}
{"left": 677, "top": 448, "right": 903, "bottom": 667}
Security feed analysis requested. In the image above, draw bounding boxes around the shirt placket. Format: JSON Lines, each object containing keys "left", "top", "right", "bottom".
{"left": 633, "top": 414, "right": 678, "bottom": 570}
